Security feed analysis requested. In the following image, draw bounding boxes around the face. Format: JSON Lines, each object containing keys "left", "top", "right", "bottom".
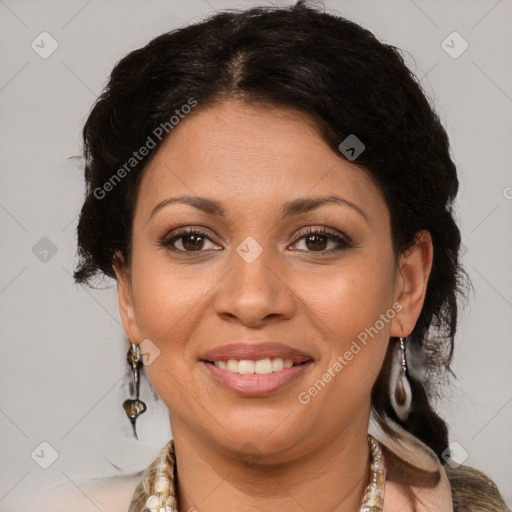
{"left": 114, "top": 99, "right": 431, "bottom": 462}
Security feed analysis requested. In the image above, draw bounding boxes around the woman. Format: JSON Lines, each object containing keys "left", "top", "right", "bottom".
{"left": 50, "top": 1, "right": 507, "bottom": 511}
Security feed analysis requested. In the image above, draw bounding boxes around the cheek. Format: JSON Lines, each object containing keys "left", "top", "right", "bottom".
{"left": 311, "top": 253, "right": 395, "bottom": 376}
{"left": 315, "top": 253, "right": 394, "bottom": 332}
{"left": 294, "top": 266, "right": 393, "bottom": 425}
{"left": 129, "top": 254, "right": 207, "bottom": 408}
{"left": 130, "top": 246, "right": 209, "bottom": 339}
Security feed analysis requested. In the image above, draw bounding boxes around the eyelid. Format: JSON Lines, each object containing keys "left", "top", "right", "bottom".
{"left": 290, "top": 226, "right": 352, "bottom": 254}
{"left": 292, "top": 226, "right": 351, "bottom": 245}
{"left": 159, "top": 224, "right": 352, "bottom": 254}
{"left": 159, "top": 226, "right": 221, "bottom": 249}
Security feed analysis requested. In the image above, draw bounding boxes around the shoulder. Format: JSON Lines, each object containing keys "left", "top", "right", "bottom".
{"left": 444, "top": 464, "right": 509, "bottom": 512}
{"left": 37, "top": 472, "right": 143, "bottom": 512}
{"left": 369, "top": 418, "right": 509, "bottom": 512}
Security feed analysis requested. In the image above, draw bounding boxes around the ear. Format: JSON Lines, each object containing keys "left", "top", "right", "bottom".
{"left": 390, "top": 230, "right": 433, "bottom": 338}
{"left": 112, "top": 251, "right": 142, "bottom": 343}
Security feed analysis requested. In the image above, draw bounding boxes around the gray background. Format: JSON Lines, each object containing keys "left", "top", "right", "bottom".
{"left": 0, "top": 0, "right": 511, "bottom": 509}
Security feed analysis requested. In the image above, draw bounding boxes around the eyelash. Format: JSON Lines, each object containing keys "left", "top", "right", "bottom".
{"left": 159, "top": 226, "right": 351, "bottom": 255}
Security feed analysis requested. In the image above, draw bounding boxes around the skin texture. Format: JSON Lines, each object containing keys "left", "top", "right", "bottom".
{"left": 113, "top": 99, "right": 433, "bottom": 512}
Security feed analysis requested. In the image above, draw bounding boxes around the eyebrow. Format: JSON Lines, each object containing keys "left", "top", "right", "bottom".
{"left": 148, "top": 194, "right": 368, "bottom": 222}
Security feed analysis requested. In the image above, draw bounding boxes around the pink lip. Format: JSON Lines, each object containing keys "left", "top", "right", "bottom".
{"left": 202, "top": 360, "right": 314, "bottom": 397}
{"left": 200, "top": 341, "right": 313, "bottom": 363}
{"left": 199, "top": 341, "right": 314, "bottom": 397}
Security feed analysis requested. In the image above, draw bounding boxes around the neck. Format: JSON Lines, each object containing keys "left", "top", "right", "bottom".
{"left": 171, "top": 420, "right": 371, "bottom": 512}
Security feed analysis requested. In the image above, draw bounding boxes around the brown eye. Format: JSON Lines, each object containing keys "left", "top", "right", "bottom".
{"left": 293, "top": 227, "right": 350, "bottom": 253}
{"left": 160, "top": 228, "right": 221, "bottom": 253}
{"left": 303, "top": 233, "right": 329, "bottom": 251}
{"left": 178, "top": 233, "right": 206, "bottom": 251}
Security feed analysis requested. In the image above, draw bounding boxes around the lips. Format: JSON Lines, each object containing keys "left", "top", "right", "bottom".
{"left": 200, "top": 341, "right": 313, "bottom": 364}
{"left": 199, "top": 341, "right": 314, "bottom": 397}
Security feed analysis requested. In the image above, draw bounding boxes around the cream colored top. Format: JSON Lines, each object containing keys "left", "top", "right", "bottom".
{"left": 36, "top": 472, "right": 143, "bottom": 512}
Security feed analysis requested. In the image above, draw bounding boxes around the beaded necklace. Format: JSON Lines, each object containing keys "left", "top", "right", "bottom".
{"left": 143, "top": 434, "right": 385, "bottom": 512}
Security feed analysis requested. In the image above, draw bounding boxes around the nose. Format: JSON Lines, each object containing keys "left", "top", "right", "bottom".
{"left": 213, "top": 246, "right": 296, "bottom": 328}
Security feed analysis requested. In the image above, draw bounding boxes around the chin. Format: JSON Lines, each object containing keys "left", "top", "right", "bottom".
{"left": 211, "top": 414, "right": 308, "bottom": 458}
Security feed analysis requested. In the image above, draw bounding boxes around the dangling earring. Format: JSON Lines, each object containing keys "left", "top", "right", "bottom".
{"left": 122, "top": 341, "right": 147, "bottom": 439}
{"left": 389, "top": 336, "right": 413, "bottom": 422}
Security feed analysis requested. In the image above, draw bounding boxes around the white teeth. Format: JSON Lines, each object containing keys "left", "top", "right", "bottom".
{"left": 226, "top": 359, "right": 239, "bottom": 372}
{"left": 254, "top": 358, "right": 273, "bottom": 374}
{"left": 271, "top": 358, "right": 283, "bottom": 372}
{"left": 213, "top": 358, "right": 295, "bottom": 374}
{"left": 238, "top": 360, "right": 255, "bottom": 374}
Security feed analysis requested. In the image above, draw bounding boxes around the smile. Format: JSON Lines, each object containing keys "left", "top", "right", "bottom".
{"left": 201, "top": 358, "right": 313, "bottom": 397}
{"left": 208, "top": 357, "right": 296, "bottom": 374}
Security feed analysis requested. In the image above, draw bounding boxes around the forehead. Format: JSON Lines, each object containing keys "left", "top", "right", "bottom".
{"left": 134, "top": 100, "right": 386, "bottom": 224}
